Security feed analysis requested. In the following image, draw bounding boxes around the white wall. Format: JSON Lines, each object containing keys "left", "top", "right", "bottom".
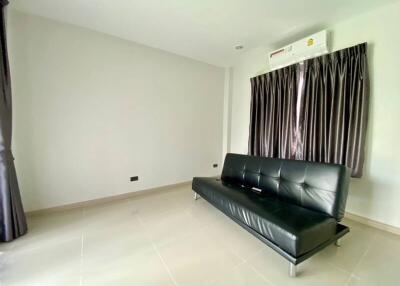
{"left": 8, "top": 10, "right": 225, "bottom": 211}
{"left": 228, "top": 1, "right": 400, "bottom": 228}
{"left": 229, "top": 46, "right": 270, "bottom": 154}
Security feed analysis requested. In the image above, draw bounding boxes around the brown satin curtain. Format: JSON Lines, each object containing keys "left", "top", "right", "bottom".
{"left": 299, "top": 43, "right": 369, "bottom": 177}
{"left": 0, "top": 0, "right": 28, "bottom": 242}
{"left": 248, "top": 43, "right": 369, "bottom": 178}
{"left": 249, "top": 64, "right": 298, "bottom": 159}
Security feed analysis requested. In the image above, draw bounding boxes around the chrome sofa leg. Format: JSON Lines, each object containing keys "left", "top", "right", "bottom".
{"left": 289, "top": 262, "right": 296, "bottom": 277}
{"left": 194, "top": 192, "right": 198, "bottom": 200}
{"left": 335, "top": 238, "right": 342, "bottom": 247}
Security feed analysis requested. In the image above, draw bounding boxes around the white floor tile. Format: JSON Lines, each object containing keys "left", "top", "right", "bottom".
{"left": 157, "top": 227, "right": 243, "bottom": 286}
{"left": 1, "top": 186, "right": 400, "bottom": 286}
{"left": 1, "top": 237, "right": 81, "bottom": 286}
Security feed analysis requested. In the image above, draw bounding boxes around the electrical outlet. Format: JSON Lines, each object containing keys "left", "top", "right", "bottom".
{"left": 130, "top": 176, "right": 139, "bottom": 182}
{"left": 213, "top": 164, "right": 218, "bottom": 168}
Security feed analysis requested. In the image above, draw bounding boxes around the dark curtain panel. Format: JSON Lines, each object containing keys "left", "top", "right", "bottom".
{"left": 299, "top": 43, "right": 369, "bottom": 177}
{"left": 248, "top": 64, "right": 298, "bottom": 159}
{"left": 0, "top": 0, "right": 28, "bottom": 242}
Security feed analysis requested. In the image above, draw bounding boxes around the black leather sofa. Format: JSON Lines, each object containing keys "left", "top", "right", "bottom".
{"left": 192, "top": 153, "right": 351, "bottom": 277}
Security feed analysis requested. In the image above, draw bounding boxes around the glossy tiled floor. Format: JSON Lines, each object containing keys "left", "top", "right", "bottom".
{"left": 1, "top": 184, "right": 400, "bottom": 286}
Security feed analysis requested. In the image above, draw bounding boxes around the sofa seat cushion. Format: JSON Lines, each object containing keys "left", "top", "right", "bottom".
{"left": 192, "top": 177, "right": 338, "bottom": 258}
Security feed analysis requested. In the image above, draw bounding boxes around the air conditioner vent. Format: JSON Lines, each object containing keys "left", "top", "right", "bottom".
{"left": 269, "top": 30, "right": 329, "bottom": 70}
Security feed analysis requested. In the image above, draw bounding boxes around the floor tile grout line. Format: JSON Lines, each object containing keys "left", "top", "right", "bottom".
{"left": 190, "top": 199, "right": 266, "bottom": 264}
{"left": 247, "top": 262, "right": 276, "bottom": 286}
{"left": 135, "top": 211, "right": 179, "bottom": 286}
{"left": 326, "top": 260, "right": 353, "bottom": 276}
{"left": 7, "top": 189, "right": 397, "bottom": 285}
{"left": 79, "top": 205, "right": 85, "bottom": 286}
{"left": 152, "top": 243, "right": 179, "bottom": 286}
{"left": 344, "top": 232, "right": 378, "bottom": 286}
{"left": 79, "top": 233, "right": 84, "bottom": 286}
{"left": 224, "top": 244, "right": 257, "bottom": 265}
{"left": 206, "top": 260, "right": 247, "bottom": 286}
{"left": 206, "top": 230, "right": 249, "bottom": 266}
{"left": 136, "top": 194, "right": 247, "bottom": 286}
{"left": 134, "top": 200, "right": 217, "bottom": 249}
{"left": 133, "top": 213, "right": 155, "bottom": 245}
{"left": 239, "top": 247, "right": 265, "bottom": 264}
{"left": 344, "top": 273, "right": 362, "bottom": 286}
{"left": 328, "top": 262, "right": 354, "bottom": 286}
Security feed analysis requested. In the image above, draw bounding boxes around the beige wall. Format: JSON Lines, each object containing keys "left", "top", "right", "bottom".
{"left": 227, "top": 1, "right": 400, "bottom": 228}
{"left": 8, "top": 10, "right": 225, "bottom": 211}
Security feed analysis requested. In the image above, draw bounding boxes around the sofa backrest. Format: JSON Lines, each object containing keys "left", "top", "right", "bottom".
{"left": 221, "top": 153, "right": 350, "bottom": 221}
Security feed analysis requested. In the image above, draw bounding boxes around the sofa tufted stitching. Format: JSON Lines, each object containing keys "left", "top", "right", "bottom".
{"left": 299, "top": 165, "right": 308, "bottom": 206}
{"left": 279, "top": 177, "right": 306, "bottom": 184}
{"left": 301, "top": 185, "right": 337, "bottom": 193}
{"left": 221, "top": 154, "right": 348, "bottom": 219}
{"left": 259, "top": 173, "right": 280, "bottom": 179}
{"left": 257, "top": 166, "right": 262, "bottom": 188}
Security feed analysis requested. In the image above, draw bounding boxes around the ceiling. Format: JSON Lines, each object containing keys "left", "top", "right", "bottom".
{"left": 10, "top": 0, "right": 399, "bottom": 67}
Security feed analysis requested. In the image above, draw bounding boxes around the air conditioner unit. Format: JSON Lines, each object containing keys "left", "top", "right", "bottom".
{"left": 269, "top": 30, "right": 329, "bottom": 70}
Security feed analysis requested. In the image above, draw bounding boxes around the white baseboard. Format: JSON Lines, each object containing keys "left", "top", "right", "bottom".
{"left": 26, "top": 181, "right": 192, "bottom": 216}
{"left": 345, "top": 212, "right": 400, "bottom": 236}
{"left": 26, "top": 183, "right": 400, "bottom": 237}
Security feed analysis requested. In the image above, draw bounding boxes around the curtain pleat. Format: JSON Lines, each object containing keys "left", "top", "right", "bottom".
{"left": 248, "top": 43, "right": 369, "bottom": 178}
{"left": 0, "top": 1, "right": 27, "bottom": 242}
{"left": 300, "top": 43, "right": 369, "bottom": 177}
{"left": 249, "top": 65, "right": 298, "bottom": 159}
